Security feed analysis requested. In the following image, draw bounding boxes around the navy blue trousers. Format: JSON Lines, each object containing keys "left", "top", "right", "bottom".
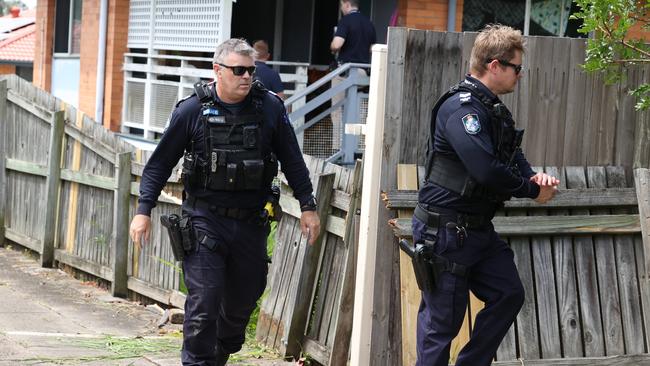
{"left": 180, "top": 205, "right": 270, "bottom": 366}
{"left": 412, "top": 215, "right": 525, "bottom": 366}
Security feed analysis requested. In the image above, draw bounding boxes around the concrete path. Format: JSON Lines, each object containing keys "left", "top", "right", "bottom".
{"left": 0, "top": 245, "right": 294, "bottom": 366}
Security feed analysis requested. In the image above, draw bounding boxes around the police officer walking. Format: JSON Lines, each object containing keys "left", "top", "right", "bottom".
{"left": 129, "top": 38, "right": 320, "bottom": 366}
{"left": 412, "top": 25, "right": 558, "bottom": 365}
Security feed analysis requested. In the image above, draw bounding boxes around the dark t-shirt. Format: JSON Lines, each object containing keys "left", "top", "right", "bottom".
{"left": 335, "top": 11, "right": 376, "bottom": 64}
{"left": 254, "top": 61, "right": 284, "bottom": 94}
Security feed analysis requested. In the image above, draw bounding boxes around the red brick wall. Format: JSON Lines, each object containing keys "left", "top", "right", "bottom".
{"left": 78, "top": 1, "right": 99, "bottom": 120}
{"left": 33, "top": 0, "right": 55, "bottom": 92}
{"left": 0, "top": 64, "right": 16, "bottom": 75}
{"left": 397, "top": 0, "right": 464, "bottom": 32}
{"left": 103, "top": 0, "right": 129, "bottom": 132}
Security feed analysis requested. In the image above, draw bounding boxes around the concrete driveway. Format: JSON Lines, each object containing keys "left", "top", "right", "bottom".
{"left": 0, "top": 244, "right": 294, "bottom": 366}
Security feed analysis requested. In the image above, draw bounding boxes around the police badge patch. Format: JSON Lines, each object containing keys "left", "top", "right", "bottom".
{"left": 462, "top": 113, "right": 481, "bottom": 135}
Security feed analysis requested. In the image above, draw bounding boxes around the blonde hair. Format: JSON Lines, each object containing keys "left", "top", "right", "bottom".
{"left": 469, "top": 24, "right": 524, "bottom": 76}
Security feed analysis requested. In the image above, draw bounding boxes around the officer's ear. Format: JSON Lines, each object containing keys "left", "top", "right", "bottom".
{"left": 213, "top": 64, "right": 221, "bottom": 79}
{"left": 485, "top": 59, "right": 499, "bottom": 74}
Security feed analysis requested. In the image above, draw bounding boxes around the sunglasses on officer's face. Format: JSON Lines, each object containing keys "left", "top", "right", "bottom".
{"left": 218, "top": 63, "right": 256, "bottom": 76}
{"left": 496, "top": 59, "right": 522, "bottom": 75}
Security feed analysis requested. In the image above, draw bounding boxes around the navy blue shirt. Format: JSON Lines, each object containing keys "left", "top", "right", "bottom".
{"left": 137, "top": 84, "right": 313, "bottom": 216}
{"left": 419, "top": 76, "right": 540, "bottom": 215}
{"left": 254, "top": 61, "right": 284, "bottom": 94}
{"left": 335, "top": 11, "right": 376, "bottom": 64}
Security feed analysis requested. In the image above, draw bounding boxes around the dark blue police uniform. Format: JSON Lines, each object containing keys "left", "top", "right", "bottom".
{"left": 334, "top": 10, "right": 376, "bottom": 64}
{"left": 137, "top": 82, "right": 313, "bottom": 366}
{"left": 254, "top": 61, "right": 284, "bottom": 95}
{"left": 413, "top": 75, "right": 540, "bottom": 366}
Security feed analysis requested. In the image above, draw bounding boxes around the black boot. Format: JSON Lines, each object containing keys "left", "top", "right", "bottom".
{"left": 215, "top": 351, "right": 229, "bottom": 366}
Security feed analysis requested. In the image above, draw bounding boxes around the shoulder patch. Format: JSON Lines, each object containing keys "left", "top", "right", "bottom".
{"left": 459, "top": 92, "right": 472, "bottom": 104}
{"left": 462, "top": 113, "right": 481, "bottom": 135}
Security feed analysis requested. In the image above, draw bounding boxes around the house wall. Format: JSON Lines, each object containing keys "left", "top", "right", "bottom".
{"left": 397, "top": 0, "right": 464, "bottom": 31}
{"left": 33, "top": 0, "right": 55, "bottom": 92}
{"left": 103, "top": 0, "right": 129, "bottom": 132}
{"left": 0, "top": 64, "right": 16, "bottom": 75}
{"left": 34, "top": 0, "right": 128, "bottom": 131}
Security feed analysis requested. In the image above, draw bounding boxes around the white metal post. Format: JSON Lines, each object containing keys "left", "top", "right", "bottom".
{"left": 350, "top": 44, "right": 388, "bottom": 366}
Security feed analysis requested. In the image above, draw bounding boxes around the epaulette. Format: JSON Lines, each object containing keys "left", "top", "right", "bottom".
{"left": 174, "top": 92, "right": 195, "bottom": 108}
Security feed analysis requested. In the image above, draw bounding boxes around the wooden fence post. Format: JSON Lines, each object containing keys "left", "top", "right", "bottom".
{"left": 329, "top": 159, "right": 363, "bottom": 366}
{"left": 283, "top": 172, "right": 335, "bottom": 357}
{"left": 0, "top": 79, "right": 7, "bottom": 247}
{"left": 111, "top": 152, "right": 131, "bottom": 297}
{"left": 41, "top": 110, "right": 65, "bottom": 267}
{"left": 635, "top": 168, "right": 650, "bottom": 275}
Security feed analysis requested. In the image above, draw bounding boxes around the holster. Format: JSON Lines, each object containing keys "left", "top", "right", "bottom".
{"left": 412, "top": 242, "right": 438, "bottom": 292}
{"left": 399, "top": 239, "right": 468, "bottom": 292}
{"left": 160, "top": 214, "right": 195, "bottom": 261}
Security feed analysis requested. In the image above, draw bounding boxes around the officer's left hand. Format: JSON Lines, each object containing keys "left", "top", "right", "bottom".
{"left": 300, "top": 211, "right": 321, "bottom": 245}
{"left": 530, "top": 172, "right": 560, "bottom": 187}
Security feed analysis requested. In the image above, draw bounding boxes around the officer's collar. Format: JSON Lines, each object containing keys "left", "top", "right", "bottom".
{"left": 465, "top": 75, "right": 498, "bottom": 103}
{"left": 213, "top": 86, "right": 250, "bottom": 114}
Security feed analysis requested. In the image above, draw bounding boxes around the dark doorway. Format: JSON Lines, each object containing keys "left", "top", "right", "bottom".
{"left": 231, "top": 0, "right": 277, "bottom": 52}
{"left": 310, "top": 0, "right": 340, "bottom": 67}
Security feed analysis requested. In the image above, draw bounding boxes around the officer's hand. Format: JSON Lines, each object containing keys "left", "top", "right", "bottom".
{"left": 534, "top": 184, "right": 557, "bottom": 204}
{"left": 530, "top": 172, "right": 560, "bottom": 187}
{"left": 129, "top": 214, "right": 151, "bottom": 248}
{"left": 300, "top": 211, "right": 321, "bottom": 245}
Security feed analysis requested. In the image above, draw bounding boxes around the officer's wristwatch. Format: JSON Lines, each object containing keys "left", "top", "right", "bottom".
{"left": 300, "top": 196, "right": 318, "bottom": 212}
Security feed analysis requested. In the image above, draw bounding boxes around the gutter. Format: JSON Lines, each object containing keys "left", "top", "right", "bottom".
{"left": 447, "top": 0, "right": 457, "bottom": 32}
{"left": 95, "top": 0, "right": 108, "bottom": 125}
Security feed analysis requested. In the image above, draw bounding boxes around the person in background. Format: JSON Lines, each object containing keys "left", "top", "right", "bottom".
{"left": 329, "top": 0, "right": 376, "bottom": 151}
{"left": 252, "top": 40, "right": 285, "bottom": 99}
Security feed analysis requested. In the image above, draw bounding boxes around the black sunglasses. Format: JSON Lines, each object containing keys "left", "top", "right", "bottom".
{"left": 218, "top": 63, "right": 256, "bottom": 76}
{"left": 496, "top": 59, "right": 523, "bottom": 75}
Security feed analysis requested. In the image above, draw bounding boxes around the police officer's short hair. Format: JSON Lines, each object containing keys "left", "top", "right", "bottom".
{"left": 343, "top": 0, "right": 360, "bottom": 7}
{"left": 469, "top": 24, "right": 524, "bottom": 76}
{"left": 213, "top": 38, "right": 258, "bottom": 64}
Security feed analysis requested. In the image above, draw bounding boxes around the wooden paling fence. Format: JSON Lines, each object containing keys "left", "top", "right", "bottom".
{"left": 385, "top": 165, "right": 650, "bottom": 365}
{"left": 0, "top": 74, "right": 362, "bottom": 364}
{"left": 256, "top": 157, "right": 361, "bottom": 366}
{"left": 0, "top": 74, "right": 187, "bottom": 303}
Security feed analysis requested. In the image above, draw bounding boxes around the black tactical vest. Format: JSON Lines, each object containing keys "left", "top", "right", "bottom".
{"left": 182, "top": 81, "right": 278, "bottom": 192}
{"left": 424, "top": 80, "right": 524, "bottom": 203}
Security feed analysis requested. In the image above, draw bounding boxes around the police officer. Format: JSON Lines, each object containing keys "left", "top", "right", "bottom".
{"left": 129, "top": 38, "right": 320, "bottom": 366}
{"left": 412, "top": 25, "right": 558, "bottom": 366}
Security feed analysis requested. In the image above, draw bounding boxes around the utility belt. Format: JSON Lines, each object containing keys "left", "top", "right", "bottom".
{"left": 398, "top": 204, "right": 491, "bottom": 292}
{"left": 414, "top": 204, "right": 490, "bottom": 231}
{"left": 184, "top": 195, "right": 262, "bottom": 221}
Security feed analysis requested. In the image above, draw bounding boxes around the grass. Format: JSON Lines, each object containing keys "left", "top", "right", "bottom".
{"left": 11, "top": 335, "right": 182, "bottom": 364}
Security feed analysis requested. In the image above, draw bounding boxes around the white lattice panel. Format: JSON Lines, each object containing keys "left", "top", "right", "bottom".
{"left": 127, "top": 0, "right": 152, "bottom": 49}
{"left": 153, "top": 0, "right": 232, "bottom": 52}
{"left": 126, "top": 81, "right": 145, "bottom": 125}
{"left": 150, "top": 83, "right": 179, "bottom": 129}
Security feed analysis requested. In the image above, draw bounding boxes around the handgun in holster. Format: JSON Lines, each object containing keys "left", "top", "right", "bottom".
{"left": 399, "top": 239, "right": 438, "bottom": 292}
{"left": 160, "top": 214, "right": 195, "bottom": 261}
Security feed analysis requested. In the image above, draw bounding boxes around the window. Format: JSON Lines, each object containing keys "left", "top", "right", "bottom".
{"left": 54, "top": 0, "right": 83, "bottom": 54}
{"left": 462, "top": 0, "right": 586, "bottom": 38}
